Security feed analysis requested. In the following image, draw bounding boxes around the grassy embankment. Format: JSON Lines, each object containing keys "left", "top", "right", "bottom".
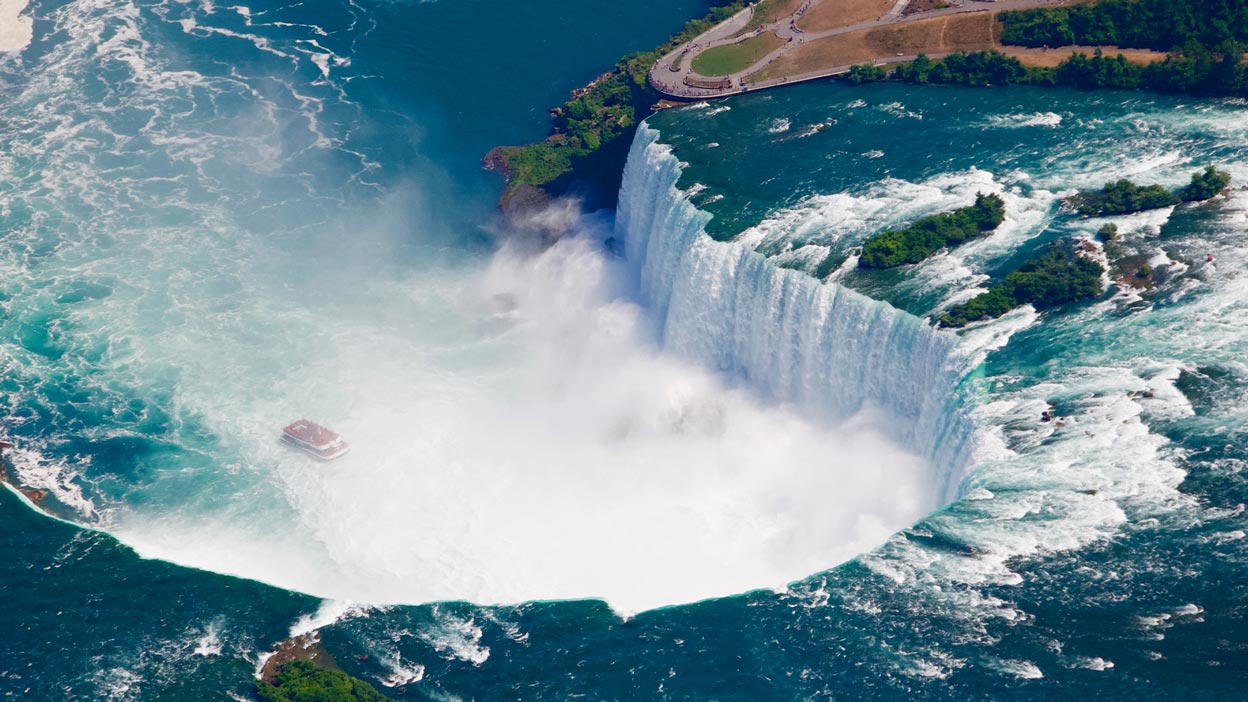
{"left": 487, "top": 1, "right": 750, "bottom": 206}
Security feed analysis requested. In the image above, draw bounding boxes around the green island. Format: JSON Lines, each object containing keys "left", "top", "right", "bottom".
{"left": 939, "top": 245, "right": 1105, "bottom": 327}
{"left": 859, "top": 193, "right": 1006, "bottom": 269}
{"left": 1068, "top": 166, "right": 1232, "bottom": 216}
{"left": 257, "top": 660, "right": 386, "bottom": 702}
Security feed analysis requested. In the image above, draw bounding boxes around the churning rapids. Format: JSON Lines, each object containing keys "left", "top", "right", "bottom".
{"left": 1, "top": 62, "right": 979, "bottom": 611}
{"left": 3, "top": 0, "right": 1240, "bottom": 631}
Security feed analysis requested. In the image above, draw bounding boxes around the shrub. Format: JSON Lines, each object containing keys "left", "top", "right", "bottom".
{"left": 859, "top": 193, "right": 1006, "bottom": 268}
{"left": 1070, "top": 166, "right": 1232, "bottom": 216}
{"left": 1179, "top": 165, "right": 1232, "bottom": 201}
{"left": 257, "top": 661, "right": 386, "bottom": 702}
{"left": 1069, "top": 178, "right": 1179, "bottom": 216}
{"left": 940, "top": 244, "right": 1104, "bottom": 326}
{"left": 847, "top": 63, "right": 887, "bottom": 83}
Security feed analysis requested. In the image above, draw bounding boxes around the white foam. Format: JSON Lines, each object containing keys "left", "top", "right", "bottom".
{"left": 987, "top": 112, "right": 1063, "bottom": 128}
{"left": 988, "top": 658, "right": 1043, "bottom": 679}
{"left": 767, "top": 117, "right": 790, "bottom": 134}
{"left": 0, "top": 0, "right": 31, "bottom": 52}
{"left": 290, "top": 600, "right": 366, "bottom": 638}
{"left": 420, "top": 608, "right": 489, "bottom": 666}
{"left": 87, "top": 223, "right": 944, "bottom": 613}
{"left": 193, "top": 625, "right": 224, "bottom": 657}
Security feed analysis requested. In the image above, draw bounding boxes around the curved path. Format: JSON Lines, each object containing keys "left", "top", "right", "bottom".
{"left": 649, "top": 0, "right": 1074, "bottom": 100}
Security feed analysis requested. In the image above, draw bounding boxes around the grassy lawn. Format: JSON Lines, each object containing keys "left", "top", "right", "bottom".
{"left": 692, "top": 33, "right": 787, "bottom": 76}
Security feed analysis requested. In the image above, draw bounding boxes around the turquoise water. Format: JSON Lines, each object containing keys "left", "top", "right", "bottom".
{"left": 3, "top": 0, "right": 1248, "bottom": 699}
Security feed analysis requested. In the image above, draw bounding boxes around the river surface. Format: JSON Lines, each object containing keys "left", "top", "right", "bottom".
{"left": 1, "top": 0, "right": 1246, "bottom": 700}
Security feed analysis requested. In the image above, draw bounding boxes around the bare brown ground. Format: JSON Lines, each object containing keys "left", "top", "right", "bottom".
{"left": 752, "top": 33, "right": 876, "bottom": 80}
{"left": 798, "top": 0, "right": 898, "bottom": 32}
{"left": 1002, "top": 46, "right": 1168, "bottom": 68}
{"left": 754, "top": 12, "right": 997, "bottom": 80}
{"left": 751, "top": 11, "right": 1168, "bottom": 82}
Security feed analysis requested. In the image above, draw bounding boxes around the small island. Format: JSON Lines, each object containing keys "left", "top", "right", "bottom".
{"left": 859, "top": 193, "right": 1006, "bottom": 269}
{"left": 258, "top": 660, "right": 385, "bottom": 702}
{"left": 255, "top": 631, "right": 395, "bottom": 702}
{"left": 938, "top": 244, "right": 1104, "bottom": 327}
{"left": 1068, "top": 165, "right": 1232, "bottom": 216}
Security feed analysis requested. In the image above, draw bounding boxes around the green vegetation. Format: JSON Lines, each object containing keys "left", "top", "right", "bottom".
{"left": 996, "top": 0, "right": 1248, "bottom": 96}
{"left": 868, "top": 44, "right": 1248, "bottom": 99}
{"left": 692, "top": 33, "right": 783, "bottom": 76}
{"left": 939, "top": 245, "right": 1105, "bottom": 327}
{"left": 1069, "top": 166, "right": 1231, "bottom": 216}
{"left": 1096, "top": 223, "right": 1119, "bottom": 242}
{"left": 892, "top": 51, "right": 1044, "bottom": 86}
{"left": 1069, "top": 179, "right": 1178, "bottom": 216}
{"left": 1000, "top": 0, "right": 1248, "bottom": 53}
{"left": 257, "top": 661, "right": 385, "bottom": 702}
{"left": 846, "top": 63, "right": 887, "bottom": 84}
{"left": 492, "top": 1, "right": 748, "bottom": 196}
{"left": 1180, "top": 165, "right": 1233, "bottom": 201}
{"left": 859, "top": 193, "right": 1006, "bottom": 269}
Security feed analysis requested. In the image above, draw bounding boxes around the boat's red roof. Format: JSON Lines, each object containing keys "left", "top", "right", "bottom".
{"left": 282, "top": 419, "right": 340, "bottom": 448}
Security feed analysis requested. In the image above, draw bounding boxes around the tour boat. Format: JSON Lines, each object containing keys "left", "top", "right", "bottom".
{"left": 281, "top": 419, "right": 350, "bottom": 461}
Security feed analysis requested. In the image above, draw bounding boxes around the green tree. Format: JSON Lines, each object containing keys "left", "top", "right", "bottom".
{"left": 859, "top": 193, "right": 1007, "bottom": 268}
{"left": 257, "top": 662, "right": 386, "bottom": 702}
{"left": 1178, "top": 165, "right": 1232, "bottom": 201}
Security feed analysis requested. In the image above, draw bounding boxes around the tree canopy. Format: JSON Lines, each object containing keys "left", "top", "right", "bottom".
{"left": 257, "top": 661, "right": 387, "bottom": 702}
{"left": 940, "top": 245, "right": 1104, "bottom": 327}
{"left": 859, "top": 193, "right": 1006, "bottom": 269}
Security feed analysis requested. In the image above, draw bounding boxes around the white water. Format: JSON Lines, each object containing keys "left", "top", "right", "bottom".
{"left": 0, "top": 16, "right": 957, "bottom": 608}
{"left": 619, "top": 126, "right": 978, "bottom": 500}
{"left": 101, "top": 220, "right": 945, "bottom": 612}
{"left": 625, "top": 105, "right": 1235, "bottom": 635}
{"left": 0, "top": 0, "right": 32, "bottom": 52}
{"left": 0, "top": 0, "right": 970, "bottom": 612}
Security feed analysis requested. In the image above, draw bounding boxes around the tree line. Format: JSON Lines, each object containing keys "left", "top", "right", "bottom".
{"left": 849, "top": 47, "right": 1248, "bottom": 98}
{"left": 998, "top": 0, "right": 1248, "bottom": 53}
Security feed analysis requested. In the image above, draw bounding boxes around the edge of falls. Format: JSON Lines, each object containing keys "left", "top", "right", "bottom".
{"left": 616, "top": 124, "right": 981, "bottom": 506}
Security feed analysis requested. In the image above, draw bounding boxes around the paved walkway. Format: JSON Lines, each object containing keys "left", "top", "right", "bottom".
{"left": 649, "top": 0, "right": 1073, "bottom": 100}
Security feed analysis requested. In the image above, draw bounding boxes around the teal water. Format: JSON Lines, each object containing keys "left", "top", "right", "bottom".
{"left": 2, "top": 0, "right": 1248, "bottom": 699}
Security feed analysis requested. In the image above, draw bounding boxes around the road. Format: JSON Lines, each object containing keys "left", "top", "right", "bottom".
{"left": 648, "top": 0, "right": 1075, "bottom": 100}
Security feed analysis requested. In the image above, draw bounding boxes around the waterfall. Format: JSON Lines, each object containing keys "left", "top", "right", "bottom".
{"left": 616, "top": 125, "right": 978, "bottom": 504}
